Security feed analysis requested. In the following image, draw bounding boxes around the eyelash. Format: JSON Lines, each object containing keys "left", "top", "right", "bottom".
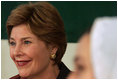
{"left": 24, "top": 41, "right": 32, "bottom": 44}
{"left": 74, "top": 57, "right": 85, "bottom": 71}
{"left": 9, "top": 41, "right": 32, "bottom": 46}
{"left": 78, "top": 65, "right": 84, "bottom": 71}
{"left": 9, "top": 41, "right": 16, "bottom": 46}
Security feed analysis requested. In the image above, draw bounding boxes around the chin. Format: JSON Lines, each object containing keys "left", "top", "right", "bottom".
{"left": 19, "top": 70, "right": 30, "bottom": 78}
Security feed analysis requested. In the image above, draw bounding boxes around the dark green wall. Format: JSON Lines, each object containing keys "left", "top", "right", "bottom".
{"left": 1, "top": 1, "right": 117, "bottom": 42}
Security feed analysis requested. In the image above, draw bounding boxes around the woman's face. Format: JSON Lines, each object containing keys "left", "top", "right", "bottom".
{"left": 10, "top": 24, "right": 53, "bottom": 78}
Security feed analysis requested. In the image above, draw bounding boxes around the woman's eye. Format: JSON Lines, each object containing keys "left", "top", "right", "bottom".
{"left": 24, "top": 41, "right": 31, "bottom": 44}
{"left": 78, "top": 65, "right": 84, "bottom": 71}
{"left": 10, "top": 42, "right": 16, "bottom": 46}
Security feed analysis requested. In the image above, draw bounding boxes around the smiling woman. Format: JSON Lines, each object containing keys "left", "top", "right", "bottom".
{"left": 6, "top": 1, "right": 70, "bottom": 79}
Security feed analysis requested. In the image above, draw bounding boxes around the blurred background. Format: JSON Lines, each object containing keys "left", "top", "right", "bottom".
{"left": 1, "top": 1, "right": 117, "bottom": 79}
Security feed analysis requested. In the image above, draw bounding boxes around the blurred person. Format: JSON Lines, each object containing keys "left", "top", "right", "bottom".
{"left": 6, "top": 2, "right": 70, "bottom": 79}
{"left": 68, "top": 30, "right": 95, "bottom": 79}
{"left": 68, "top": 17, "right": 117, "bottom": 79}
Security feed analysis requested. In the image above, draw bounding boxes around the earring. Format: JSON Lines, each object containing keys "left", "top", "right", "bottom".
{"left": 51, "top": 54, "right": 56, "bottom": 59}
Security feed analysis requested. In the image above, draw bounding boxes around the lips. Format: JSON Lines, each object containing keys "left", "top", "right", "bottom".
{"left": 16, "top": 60, "right": 31, "bottom": 67}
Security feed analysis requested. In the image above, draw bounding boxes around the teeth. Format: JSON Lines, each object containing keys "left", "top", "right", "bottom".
{"left": 17, "top": 61, "right": 29, "bottom": 66}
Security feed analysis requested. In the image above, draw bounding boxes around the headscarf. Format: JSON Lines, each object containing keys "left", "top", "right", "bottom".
{"left": 90, "top": 17, "right": 117, "bottom": 79}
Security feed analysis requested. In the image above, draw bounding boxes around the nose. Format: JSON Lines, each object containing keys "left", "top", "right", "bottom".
{"left": 14, "top": 44, "right": 24, "bottom": 57}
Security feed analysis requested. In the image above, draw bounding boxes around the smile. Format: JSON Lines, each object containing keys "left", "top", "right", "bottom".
{"left": 16, "top": 60, "right": 31, "bottom": 67}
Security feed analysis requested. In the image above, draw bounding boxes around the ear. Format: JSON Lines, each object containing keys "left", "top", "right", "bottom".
{"left": 51, "top": 46, "right": 58, "bottom": 55}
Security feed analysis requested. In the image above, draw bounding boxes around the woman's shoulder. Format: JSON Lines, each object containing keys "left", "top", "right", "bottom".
{"left": 10, "top": 74, "right": 21, "bottom": 79}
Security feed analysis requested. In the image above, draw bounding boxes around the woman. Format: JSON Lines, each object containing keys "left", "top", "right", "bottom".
{"left": 68, "top": 17, "right": 117, "bottom": 79}
{"left": 6, "top": 1, "right": 70, "bottom": 79}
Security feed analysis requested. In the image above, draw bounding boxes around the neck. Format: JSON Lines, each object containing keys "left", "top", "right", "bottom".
{"left": 26, "top": 61, "right": 59, "bottom": 79}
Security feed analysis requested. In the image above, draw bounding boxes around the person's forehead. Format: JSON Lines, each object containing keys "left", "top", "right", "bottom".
{"left": 80, "top": 33, "right": 90, "bottom": 44}
{"left": 10, "top": 24, "right": 37, "bottom": 39}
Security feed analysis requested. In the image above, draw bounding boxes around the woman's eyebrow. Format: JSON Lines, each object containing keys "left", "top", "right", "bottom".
{"left": 21, "top": 37, "right": 32, "bottom": 40}
{"left": 10, "top": 37, "right": 32, "bottom": 41}
{"left": 10, "top": 37, "right": 14, "bottom": 40}
{"left": 74, "top": 56, "right": 80, "bottom": 62}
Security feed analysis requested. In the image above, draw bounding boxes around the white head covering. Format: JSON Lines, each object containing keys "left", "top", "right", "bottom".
{"left": 90, "top": 17, "right": 117, "bottom": 79}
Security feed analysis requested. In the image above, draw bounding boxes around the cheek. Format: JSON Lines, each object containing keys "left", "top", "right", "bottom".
{"left": 24, "top": 45, "right": 50, "bottom": 60}
{"left": 10, "top": 47, "right": 14, "bottom": 60}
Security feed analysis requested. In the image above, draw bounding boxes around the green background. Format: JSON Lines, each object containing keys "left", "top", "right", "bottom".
{"left": 1, "top": 1, "right": 117, "bottom": 42}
